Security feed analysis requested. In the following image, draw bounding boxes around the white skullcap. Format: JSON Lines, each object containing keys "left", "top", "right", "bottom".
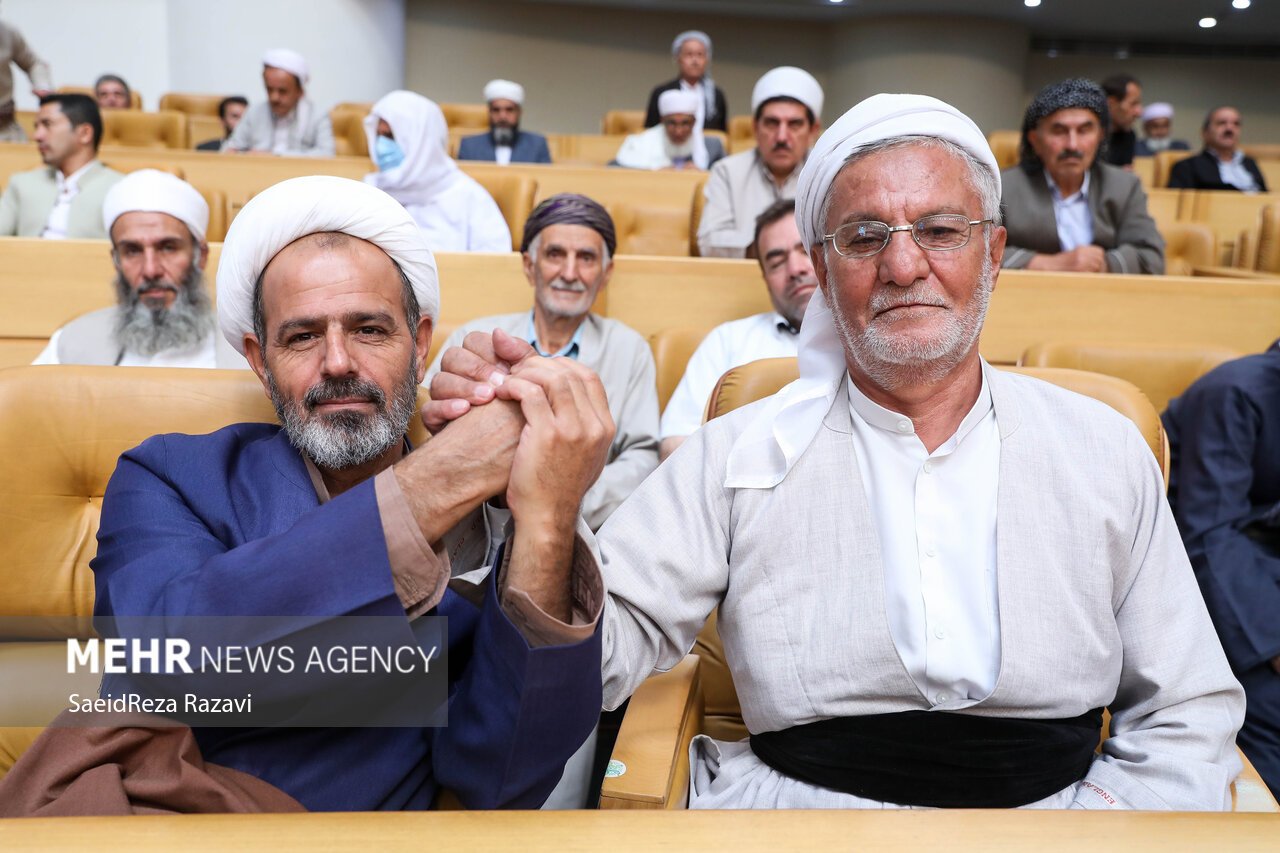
{"left": 795, "top": 92, "right": 1000, "bottom": 251}
{"left": 1142, "top": 102, "right": 1174, "bottom": 122}
{"left": 102, "top": 169, "right": 210, "bottom": 243}
{"left": 215, "top": 176, "right": 439, "bottom": 355}
{"left": 262, "top": 48, "right": 309, "bottom": 87}
{"left": 671, "top": 30, "right": 711, "bottom": 58}
{"left": 658, "top": 89, "right": 700, "bottom": 117}
{"left": 483, "top": 79, "right": 524, "bottom": 105}
{"left": 751, "top": 66, "right": 824, "bottom": 121}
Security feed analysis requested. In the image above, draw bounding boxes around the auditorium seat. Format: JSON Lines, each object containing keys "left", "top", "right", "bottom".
{"left": 556, "top": 134, "right": 631, "bottom": 167}
{"left": 602, "top": 109, "right": 644, "bottom": 135}
{"left": 330, "top": 109, "right": 369, "bottom": 158}
{"left": 100, "top": 110, "right": 190, "bottom": 150}
{"left": 187, "top": 115, "right": 225, "bottom": 150}
{"left": 57, "top": 85, "right": 141, "bottom": 110}
{"left": 986, "top": 129, "right": 1021, "bottom": 171}
{"left": 728, "top": 115, "right": 753, "bottom": 148}
{"left": 1243, "top": 144, "right": 1280, "bottom": 161}
{"left": 467, "top": 171, "right": 537, "bottom": 251}
{"left": 114, "top": 162, "right": 185, "bottom": 179}
{"left": 1185, "top": 190, "right": 1279, "bottom": 263}
{"left": 1161, "top": 222, "right": 1218, "bottom": 276}
{"left": 611, "top": 202, "right": 692, "bottom": 257}
{"left": 158, "top": 93, "right": 225, "bottom": 117}
{"left": 1153, "top": 148, "right": 1195, "bottom": 188}
{"left": 440, "top": 102, "right": 488, "bottom": 130}
{"left": 649, "top": 326, "right": 711, "bottom": 410}
{"left": 1144, "top": 187, "right": 1186, "bottom": 233}
{"left": 1131, "top": 155, "right": 1154, "bottom": 187}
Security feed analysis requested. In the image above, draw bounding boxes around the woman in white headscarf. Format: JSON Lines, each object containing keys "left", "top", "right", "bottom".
{"left": 362, "top": 90, "right": 512, "bottom": 253}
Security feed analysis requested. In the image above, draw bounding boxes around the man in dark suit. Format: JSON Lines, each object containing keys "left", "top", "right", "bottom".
{"left": 644, "top": 30, "right": 727, "bottom": 133}
{"left": 1167, "top": 106, "right": 1268, "bottom": 193}
{"left": 456, "top": 79, "right": 551, "bottom": 165}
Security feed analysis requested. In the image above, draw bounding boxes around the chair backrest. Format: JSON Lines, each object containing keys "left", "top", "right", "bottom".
{"left": 555, "top": 134, "right": 632, "bottom": 167}
{"left": 467, "top": 171, "right": 537, "bottom": 251}
{"left": 330, "top": 108, "right": 369, "bottom": 158}
{"left": 1144, "top": 188, "right": 1185, "bottom": 233}
{"left": 100, "top": 110, "right": 189, "bottom": 150}
{"left": 1153, "top": 149, "right": 1195, "bottom": 187}
{"left": 114, "top": 161, "right": 185, "bottom": 180}
{"left": 58, "top": 85, "right": 141, "bottom": 110}
{"left": 986, "top": 130, "right": 1021, "bottom": 171}
{"left": 1255, "top": 204, "right": 1280, "bottom": 273}
{"left": 1131, "top": 156, "right": 1155, "bottom": 187}
{"left": 440, "top": 102, "right": 489, "bottom": 130}
{"left": 1186, "top": 190, "right": 1277, "bottom": 263}
{"left": 649, "top": 326, "right": 712, "bottom": 411}
{"left": 1242, "top": 144, "right": 1280, "bottom": 161}
{"left": 602, "top": 109, "right": 645, "bottom": 135}
{"left": 690, "top": 178, "right": 707, "bottom": 256}
{"left": 610, "top": 202, "right": 692, "bottom": 257}
{"left": 1160, "top": 221, "right": 1218, "bottom": 276}
{"left": 187, "top": 115, "right": 226, "bottom": 149}
{"left": 728, "top": 115, "right": 753, "bottom": 145}
{"left": 158, "top": 93, "right": 225, "bottom": 117}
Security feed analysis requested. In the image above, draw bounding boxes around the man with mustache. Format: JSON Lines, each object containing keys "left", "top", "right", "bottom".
{"left": 31, "top": 169, "right": 244, "bottom": 367}
{"left": 426, "top": 193, "right": 658, "bottom": 532}
{"left": 660, "top": 199, "right": 816, "bottom": 460}
{"left": 1168, "top": 106, "right": 1268, "bottom": 193}
{"left": 1000, "top": 78, "right": 1164, "bottom": 274}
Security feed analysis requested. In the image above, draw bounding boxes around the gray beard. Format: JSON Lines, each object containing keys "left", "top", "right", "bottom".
{"left": 1143, "top": 137, "right": 1173, "bottom": 152}
{"left": 491, "top": 125, "right": 518, "bottom": 146}
{"left": 113, "top": 265, "right": 214, "bottom": 357}
{"left": 663, "top": 134, "right": 696, "bottom": 161}
{"left": 268, "top": 361, "right": 419, "bottom": 471}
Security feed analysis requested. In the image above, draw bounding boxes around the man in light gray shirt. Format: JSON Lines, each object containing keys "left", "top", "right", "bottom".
{"left": 224, "top": 48, "right": 334, "bottom": 158}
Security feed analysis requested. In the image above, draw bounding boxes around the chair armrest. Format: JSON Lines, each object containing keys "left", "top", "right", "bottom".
{"left": 598, "top": 654, "right": 703, "bottom": 810}
{"left": 1233, "top": 749, "right": 1280, "bottom": 812}
{"left": 1190, "top": 265, "right": 1280, "bottom": 280}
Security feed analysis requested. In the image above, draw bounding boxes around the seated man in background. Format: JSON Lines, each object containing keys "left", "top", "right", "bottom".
{"left": 224, "top": 49, "right": 334, "bottom": 157}
{"left": 1167, "top": 106, "right": 1268, "bottom": 193}
{"left": 1001, "top": 78, "right": 1164, "bottom": 274}
{"left": 1100, "top": 73, "right": 1142, "bottom": 168}
{"left": 94, "top": 73, "right": 132, "bottom": 109}
{"left": 456, "top": 80, "right": 551, "bottom": 165}
{"left": 1136, "top": 102, "right": 1190, "bottom": 155}
{"left": 0, "top": 93, "right": 122, "bottom": 239}
{"left": 1163, "top": 340, "right": 1280, "bottom": 799}
{"left": 697, "top": 66, "right": 822, "bottom": 258}
{"left": 196, "top": 95, "right": 248, "bottom": 151}
{"left": 644, "top": 30, "right": 726, "bottom": 133}
{"left": 32, "top": 169, "right": 244, "bottom": 368}
{"left": 660, "top": 198, "right": 814, "bottom": 460}
{"left": 427, "top": 193, "right": 658, "bottom": 532}
{"left": 614, "top": 89, "right": 724, "bottom": 171}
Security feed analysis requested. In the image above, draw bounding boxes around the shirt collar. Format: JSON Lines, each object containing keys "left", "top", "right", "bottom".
{"left": 773, "top": 312, "right": 800, "bottom": 336}
{"left": 526, "top": 310, "right": 585, "bottom": 359}
{"left": 1045, "top": 167, "right": 1090, "bottom": 203}
{"left": 845, "top": 367, "right": 993, "bottom": 452}
{"left": 755, "top": 148, "right": 804, "bottom": 186}
{"left": 56, "top": 159, "right": 96, "bottom": 192}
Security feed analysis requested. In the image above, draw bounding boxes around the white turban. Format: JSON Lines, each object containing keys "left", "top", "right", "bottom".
{"left": 1142, "top": 102, "right": 1174, "bottom": 122}
{"left": 751, "top": 66, "right": 824, "bottom": 121}
{"left": 262, "top": 48, "right": 309, "bottom": 87}
{"left": 215, "top": 176, "right": 439, "bottom": 355}
{"left": 658, "top": 89, "right": 700, "bottom": 118}
{"left": 483, "top": 79, "right": 524, "bottom": 105}
{"left": 671, "top": 30, "right": 711, "bottom": 58}
{"left": 724, "top": 93, "right": 997, "bottom": 489}
{"left": 102, "top": 169, "right": 209, "bottom": 243}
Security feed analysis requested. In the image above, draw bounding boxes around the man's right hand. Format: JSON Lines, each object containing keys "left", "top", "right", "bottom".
{"left": 1029, "top": 245, "right": 1107, "bottom": 272}
{"left": 423, "top": 330, "right": 536, "bottom": 432}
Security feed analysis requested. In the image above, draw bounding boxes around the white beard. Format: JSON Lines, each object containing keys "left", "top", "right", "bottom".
{"left": 663, "top": 134, "right": 696, "bottom": 162}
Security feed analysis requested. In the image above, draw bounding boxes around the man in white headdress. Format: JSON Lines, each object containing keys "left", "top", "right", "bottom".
{"left": 644, "top": 30, "right": 726, "bottom": 133}
{"left": 614, "top": 89, "right": 724, "bottom": 171}
{"left": 697, "top": 66, "right": 822, "bottom": 258}
{"left": 457, "top": 79, "right": 551, "bottom": 165}
{"left": 427, "top": 93, "right": 1245, "bottom": 811}
{"left": 224, "top": 48, "right": 334, "bottom": 157}
{"left": 365, "top": 89, "right": 511, "bottom": 252}
{"left": 1136, "top": 102, "right": 1190, "bottom": 155}
{"left": 31, "top": 169, "right": 243, "bottom": 368}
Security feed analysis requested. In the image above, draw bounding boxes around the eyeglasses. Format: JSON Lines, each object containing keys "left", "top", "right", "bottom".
{"left": 823, "top": 214, "right": 993, "bottom": 259}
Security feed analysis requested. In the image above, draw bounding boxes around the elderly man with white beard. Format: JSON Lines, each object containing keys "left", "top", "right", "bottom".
{"left": 614, "top": 89, "right": 724, "bottom": 171}
{"left": 426, "top": 93, "right": 1246, "bottom": 811}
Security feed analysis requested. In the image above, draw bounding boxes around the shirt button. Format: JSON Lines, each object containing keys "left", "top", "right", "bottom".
{"left": 924, "top": 544, "right": 936, "bottom": 557}
{"left": 936, "top": 693, "right": 951, "bottom": 704}
{"left": 923, "top": 460, "right": 934, "bottom": 474}
{"left": 934, "top": 628, "right": 946, "bottom": 639}
{"left": 897, "top": 419, "right": 913, "bottom": 434}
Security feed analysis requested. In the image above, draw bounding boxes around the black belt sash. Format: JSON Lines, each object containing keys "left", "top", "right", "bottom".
{"left": 749, "top": 707, "right": 1103, "bottom": 808}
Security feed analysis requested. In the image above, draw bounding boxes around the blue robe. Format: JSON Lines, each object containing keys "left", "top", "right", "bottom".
{"left": 457, "top": 131, "right": 552, "bottom": 164}
{"left": 1164, "top": 341, "right": 1280, "bottom": 798}
{"left": 91, "top": 423, "right": 602, "bottom": 811}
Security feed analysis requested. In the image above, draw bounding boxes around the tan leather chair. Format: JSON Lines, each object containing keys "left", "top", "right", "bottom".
{"left": 986, "top": 130, "right": 1021, "bottom": 171}
{"left": 58, "top": 85, "right": 141, "bottom": 110}
{"left": 467, "top": 172, "right": 537, "bottom": 251}
{"left": 158, "top": 93, "right": 225, "bottom": 117}
{"left": 649, "top": 326, "right": 711, "bottom": 411}
{"left": 199, "top": 186, "right": 230, "bottom": 243}
{"left": 100, "top": 109, "right": 189, "bottom": 150}
{"left": 602, "top": 109, "right": 645, "bottom": 135}
{"left": 332, "top": 101, "right": 373, "bottom": 115}
{"left": 114, "top": 161, "right": 185, "bottom": 180}
{"left": 329, "top": 108, "right": 369, "bottom": 158}
{"left": 1161, "top": 222, "right": 1219, "bottom": 276}
{"left": 1242, "top": 144, "right": 1280, "bottom": 161}
{"left": 1186, "top": 190, "right": 1278, "bottom": 264}
{"left": 728, "top": 115, "right": 753, "bottom": 148}
{"left": 557, "top": 134, "right": 631, "bottom": 167}
{"left": 611, "top": 203, "right": 691, "bottom": 257}
{"left": 1254, "top": 205, "right": 1280, "bottom": 274}
{"left": 440, "top": 102, "right": 488, "bottom": 130}
{"left": 1144, "top": 187, "right": 1185, "bottom": 233}
{"left": 187, "top": 114, "right": 225, "bottom": 149}
{"left": 1154, "top": 149, "right": 1196, "bottom": 188}
{"left": 690, "top": 178, "right": 707, "bottom": 256}
{"left": 1131, "top": 156, "right": 1155, "bottom": 188}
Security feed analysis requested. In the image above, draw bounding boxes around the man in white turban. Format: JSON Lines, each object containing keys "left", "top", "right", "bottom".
{"left": 457, "top": 79, "right": 551, "bottom": 165}
{"left": 426, "top": 94, "right": 1246, "bottom": 811}
{"left": 1137, "top": 101, "right": 1190, "bottom": 155}
{"left": 696, "top": 65, "right": 823, "bottom": 258}
{"left": 31, "top": 169, "right": 242, "bottom": 367}
{"left": 0, "top": 174, "right": 615, "bottom": 815}
{"left": 365, "top": 89, "right": 511, "bottom": 252}
{"left": 614, "top": 89, "right": 724, "bottom": 171}
{"left": 224, "top": 48, "right": 334, "bottom": 157}
{"left": 644, "top": 30, "right": 726, "bottom": 133}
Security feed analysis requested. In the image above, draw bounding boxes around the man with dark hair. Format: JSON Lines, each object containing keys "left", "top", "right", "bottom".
{"left": 456, "top": 80, "right": 551, "bottom": 165}
{"left": 1167, "top": 106, "right": 1268, "bottom": 193}
{"left": 661, "top": 198, "right": 817, "bottom": 459}
{"left": 1000, "top": 78, "right": 1163, "bottom": 274}
{"left": 697, "top": 66, "right": 823, "bottom": 258}
{"left": 1101, "top": 73, "right": 1142, "bottom": 167}
{"left": 197, "top": 95, "right": 248, "bottom": 151}
{"left": 94, "top": 73, "right": 132, "bottom": 109}
{"left": 0, "top": 92, "right": 123, "bottom": 239}
{"left": 0, "top": 17, "right": 53, "bottom": 142}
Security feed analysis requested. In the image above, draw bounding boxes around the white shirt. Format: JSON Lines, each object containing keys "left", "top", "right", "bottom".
{"left": 1217, "top": 151, "right": 1261, "bottom": 193}
{"left": 680, "top": 78, "right": 706, "bottom": 133}
{"left": 1046, "top": 169, "right": 1093, "bottom": 252}
{"left": 494, "top": 145, "right": 513, "bottom": 166}
{"left": 270, "top": 108, "right": 298, "bottom": 155}
{"left": 845, "top": 372, "right": 1001, "bottom": 707}
{"left": 32, "top": 327, "right": 219, "bottom": 367}
{"left": 660, "top": 312, "right": 800, "bottom": 439}
{"left": 40, "top": 160, "right": 94, "bottom": 240}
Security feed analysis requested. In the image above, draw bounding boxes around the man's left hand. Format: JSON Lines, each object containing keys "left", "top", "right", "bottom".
{"left": 423, "top": 329, "right": 533, "bottom": 432}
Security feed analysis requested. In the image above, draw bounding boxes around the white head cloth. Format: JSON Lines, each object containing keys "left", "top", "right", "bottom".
{"left": 723, "top": 93, "right": 999, "bottom": 489}
{"left": 215, "top": 175, "right": 439, "bottom": 355}
{"left": 751, "top": 66, "right": 824, "bottom": 121}
{"left": 1142, "top": 101, "right": 1174, "bottom": 122}
{"left": 658, "top": 88, "right": 700, "bottom": 118}
{"left": 362, "top": 90, "right": 459, "bottom": 207}
{"left": 483, "top": 79, "right": 524, "bottom": 105}
{"left": 102, "top": 169, "right": 209, "bottom": 243}
{"left": 671, "top": 30, "right": 711, "bottom": 58}
{"left": 262, "top": 48, "right": 309, "bottom": 87}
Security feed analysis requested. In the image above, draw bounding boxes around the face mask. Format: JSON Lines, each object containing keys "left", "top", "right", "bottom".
{"left": 375, "top": 135, "right": 404, "bottom": 171}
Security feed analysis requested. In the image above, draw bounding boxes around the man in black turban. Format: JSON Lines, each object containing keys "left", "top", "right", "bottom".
{"left": 1001, "top": 78, "right": 1165, "bottom": 274}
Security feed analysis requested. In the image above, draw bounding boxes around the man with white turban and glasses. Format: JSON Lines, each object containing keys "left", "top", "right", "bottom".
{"left": 0, "top": 175, "right": 611, "bottom": 814}
{"left": 365, "top": 89, "right": 511, "bottom": 252}
{"left": 644, "top": 30, "right": 726, "bottom": 133}
{"left": 224, "top": 49, "right": 334, "bottom": 157}
{"left": 457, "top": 79, "right": 552, "bottom": 165}
{"left": 427, "top": 94, "right": 1245, "bottom": 810}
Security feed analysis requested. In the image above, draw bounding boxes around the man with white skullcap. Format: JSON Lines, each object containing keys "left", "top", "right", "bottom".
{"left": 224, "top": 48, "right": 334, "bottom": 157}
{"left": 614, "top": 88, "right": 724, "bottom": 170}
{"left": 696, "top": 65, "right": 822, "bottom": 258}
{"left": 31, "top": 168, "right": 242, "bottom": 367}
{"left": 457, "top": 79, "right": 551, "bottom": 165}
{"left": 644, "top": 30, "right": 726, "bottom": 133}
{"left": 424, "top": 92, "right": 1246, "bottom": 810}
{"left": 6, "top": 175, "right": 611, "bottom": 813}
{"left": 1136, "top": 101, "right": 1190, "bottom": 155}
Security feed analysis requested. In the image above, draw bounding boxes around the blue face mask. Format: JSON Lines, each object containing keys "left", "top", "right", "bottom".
{"left": 375, "top": 135, "right": 404, "bottom": 171}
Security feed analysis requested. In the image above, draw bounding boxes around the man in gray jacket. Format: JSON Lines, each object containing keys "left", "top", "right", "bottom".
{"left": 224, "top": 49, "right": 334, "bottom": 158}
